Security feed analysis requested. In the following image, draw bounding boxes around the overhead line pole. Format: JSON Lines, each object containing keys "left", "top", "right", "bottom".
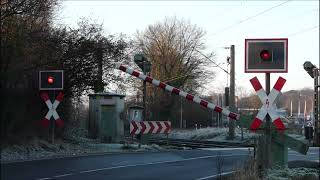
{"left": 229, "top": 45, "right": 236, "bottom": 140}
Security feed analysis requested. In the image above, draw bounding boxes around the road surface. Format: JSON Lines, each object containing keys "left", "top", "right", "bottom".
{"left": 1, "top": 147, "right": 319, "bottom": 180}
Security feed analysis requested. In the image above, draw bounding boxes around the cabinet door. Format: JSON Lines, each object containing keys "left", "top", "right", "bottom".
{"left": 100, "top": 105, "right": 116, "bottom": 138}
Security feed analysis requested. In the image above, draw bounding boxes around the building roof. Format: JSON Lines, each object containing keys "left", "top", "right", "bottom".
{"left": 128, "top": 105, "right": 144, "bottom": 109}
{"left": 89, "top": 92, "right": 125, "bottom": 97}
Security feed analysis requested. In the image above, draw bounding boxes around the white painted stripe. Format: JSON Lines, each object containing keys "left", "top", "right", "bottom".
{"left": 268, "top": 88, "right": 280, "bottom": 105}
{"left": 289, "top": 154, "right": 319, "bottom": 157}
{"left": 207, "top": 102, "right": 215, "bottom": 110}
{"left": 54, "top": 173, "right": 73, "bottom": 178}
{"left": 160, "top": 122, "right": 166, "bottom": 133}
{"left": 36, "top": 178, "right": 52, "bottom": 180}
{"left": 45, "top": 110, "right": 53, "bottom": 120}
{"left": 152, "top": 79, "right": 160, "bottom": 87}
{"left": 139, "top": 74, "right": 147, "bottom": 81}
{"left": 179, "top": 91, "right": 188, "bottom": 98}
{"left": 52, "top": 110, "right": 60, "bottom": 120}
{"left": 165, "top": 85, "right": 174, "bottom": 92}
{"left": 256, "top": 89, "right": 267, "bottom": 103}
{"left": 288, "top": 152, "right": 319, "bottom": 155}
{"left": 256, "top": 107, "right": 267, "bottom": 120}
{"left": 144, "top": 122, "right": 151, "bottom": 134}
{"left": 135, "top": 122, "right": 141, "bottom": 134}
{"left": 193, "top": 96, "right": 201, "bottom": 104}
{"left": 152, "top": 122, "right": 158, "bottom": 133}
{"left": 52, "top": 100, "right": 60, "bottom": 110}
{"left": 78, "top": 154, "right": 247, "bottom": 174}
{"left": 45, "top": 100, "right": 52, "bottom": 109}
{"left": 130, "top": 123, "right": 134, "bottom": 134}
{"left": 268, "top": 108, "right": 280, "bottom": 121}
{"left": 196, "top": 171, "right": 236, "bottom": 180}
{"left": 221, "top": 108, "right": 230, "bottom": 117}
{"left": 126, "top": 68, "right": 133, "bottom": 75}
{"left": 201, "top": 147, "right": 253, "bottom": 151}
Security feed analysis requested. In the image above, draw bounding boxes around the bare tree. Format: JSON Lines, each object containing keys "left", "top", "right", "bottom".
{"left": 135, "top": 16, "right": 215, "bottom": 124}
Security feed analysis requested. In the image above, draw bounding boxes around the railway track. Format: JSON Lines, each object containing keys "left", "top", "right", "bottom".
{"left": 148, "top": 138, "right": 254, "bottom": 148}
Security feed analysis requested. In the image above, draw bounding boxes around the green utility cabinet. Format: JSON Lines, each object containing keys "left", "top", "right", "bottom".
{"left": 88, "top": 92, "right": 125, "bottom": 143}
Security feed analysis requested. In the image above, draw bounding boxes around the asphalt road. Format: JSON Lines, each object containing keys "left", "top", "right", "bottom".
{"left": 1, "top": 147, "right": 319, "bottom": 180}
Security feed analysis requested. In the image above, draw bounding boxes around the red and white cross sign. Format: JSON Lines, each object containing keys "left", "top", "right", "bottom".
{"left": 249, "top": 76, "right": 286, "bottom": 131}
{"left": 40, "top": 91, "right": 64, "bottom": 128}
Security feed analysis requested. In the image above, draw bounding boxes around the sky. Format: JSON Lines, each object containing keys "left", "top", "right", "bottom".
{"left": 53, "top": 0, "right": 319, "bottom": 96}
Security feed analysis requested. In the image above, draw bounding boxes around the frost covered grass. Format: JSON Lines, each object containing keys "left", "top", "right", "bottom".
{"left": 1, "top": 126, "right": 163, "bottom": 163}
{"left": 159, "top": 127, "right": 256, "bottom": 142}
{"left": 266, "top": 167, "right": 319, "bottom": 180}
{"left": 229, "top": 157, "right": 259, "bottom": 180}
{"left": 228, "top": 159, "right": 319, "bottom": 180}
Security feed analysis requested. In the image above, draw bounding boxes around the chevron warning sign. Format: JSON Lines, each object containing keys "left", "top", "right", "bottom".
{"left": 130, "top": 121, "right": 171, "bottom": 135}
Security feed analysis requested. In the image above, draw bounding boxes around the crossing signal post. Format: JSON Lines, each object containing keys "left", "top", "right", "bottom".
{"left": 303, "top": 61, "right": 319, "bottom": 146}
{"left": 245, "top": 38, "right": 288, "bottom": 171}
{"left": 39, "top": 70, "right": 64, "bottom": 143}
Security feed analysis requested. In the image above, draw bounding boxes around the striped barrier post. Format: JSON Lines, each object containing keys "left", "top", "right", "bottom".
{"left": 130, "top": 121, "right": 171, "bottom": 135}
{"left": 117, "top": 65, "right": 239, "bottom": 120}
{"left": 249, "top": 76, "right": 286, "bottom": 130}
{"left": 40, "top": 91, "right": 65, "bottom": 128}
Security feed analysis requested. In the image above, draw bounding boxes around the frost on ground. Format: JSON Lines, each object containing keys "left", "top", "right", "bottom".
{"left": 157, "top": 127, "right": 257, "bottom": 142}
{"left": 1, "top": 126, "right": 162, "bottom": 163}
{"left": 267, "top": 167, "right": 319, "bottom": 180}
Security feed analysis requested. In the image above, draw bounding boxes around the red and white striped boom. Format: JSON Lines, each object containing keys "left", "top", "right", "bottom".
{"left": 117, "top": 65, "right": 239, "bottom": 120}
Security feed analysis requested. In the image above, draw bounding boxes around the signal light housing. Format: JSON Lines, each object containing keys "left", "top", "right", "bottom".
{"left": 303, "top": 61, "right": 317, "bottom": 78}
{"left": 245, "top": 38, "right": 288, "bottom": 73}
{"left": 39, "top": 70, "right": 64, "bottom": 90}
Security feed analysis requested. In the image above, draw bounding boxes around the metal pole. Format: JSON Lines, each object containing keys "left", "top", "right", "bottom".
{"left": 265, "top": 73, "right": 271, "bottom": 168}
{"left": 180, "top": 96, "right": 183, "bottom": 128}
{"left": 229, "top": 45, "right": 235, "bottom": 139}
{"left": 52, "top": 90, "right": 55, "bottom": 144}
{"left": 143, "top": 61, "right": 147, "bottom": 121}
{"left": 217, "top": 94, "right": 221, "bottom": 127}
{"left": 314, "top": 69, "right": 319, "bottom": 146}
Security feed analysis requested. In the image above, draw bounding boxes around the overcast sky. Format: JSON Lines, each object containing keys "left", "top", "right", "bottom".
{"left": 54, "top": 0, "right": 319, "bottom": 96}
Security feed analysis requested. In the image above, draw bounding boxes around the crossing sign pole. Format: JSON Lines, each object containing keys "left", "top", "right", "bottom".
{"left": 244, "top": 38, "right": 309, "bottom": 172}
{"left": 39, "top": 70, "right": 64, "bottom": 144}
{"left": 265, "top": 73, "right": 272, "bottom": 169}
{"left": 245, "top": 38, "right": 289, "bottom": 172}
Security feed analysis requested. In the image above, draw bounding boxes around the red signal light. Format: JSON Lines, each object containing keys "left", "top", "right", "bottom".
{"left": 260, "top": 50, "right": 271, "bottom": 61}
{"left": 47, "top": 76, "right": 54, "bottom": 84}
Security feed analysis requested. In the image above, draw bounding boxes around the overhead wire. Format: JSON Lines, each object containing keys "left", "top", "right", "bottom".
{"left": 206, "top": 0, "right": 291, "bottom": 40}
{"left": 196, "top": 50, "right": 229, "bottom": 74}
{"left": 287, "top": 25, "right": 319, "bottom": 37}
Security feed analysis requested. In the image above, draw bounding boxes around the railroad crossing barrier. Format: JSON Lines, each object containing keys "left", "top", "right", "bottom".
{"left": 117, "top": 65, "right": 239, "bottom": 120}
